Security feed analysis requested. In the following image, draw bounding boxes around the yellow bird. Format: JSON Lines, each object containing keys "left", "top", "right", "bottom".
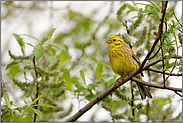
{"left": 106, "top": 35, "right": 152, "bottom": 100}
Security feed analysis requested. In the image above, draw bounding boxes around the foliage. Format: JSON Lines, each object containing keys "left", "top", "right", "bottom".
{"left": 1, "top": 92, "right": 54, "bottom": 122}
{"left": 1, "top": 1, "right": 182, "bottom": 122}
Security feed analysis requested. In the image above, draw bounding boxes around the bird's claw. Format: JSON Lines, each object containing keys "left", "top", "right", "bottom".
{"left": 115, "top": 77, "right": 122, "bottom": 87}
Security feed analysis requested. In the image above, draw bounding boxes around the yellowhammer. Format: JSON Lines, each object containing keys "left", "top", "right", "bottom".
{"left": 106, "top": 35, "right": 152, "bottom": 100}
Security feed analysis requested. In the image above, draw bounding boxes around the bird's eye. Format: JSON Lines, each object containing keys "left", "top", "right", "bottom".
{"left": 113, "top": 39, "right": 116, "bottom": 41}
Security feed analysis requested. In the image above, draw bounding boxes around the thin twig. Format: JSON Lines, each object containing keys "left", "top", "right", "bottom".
{"left": 65, "top": 57, "right": 182, "bottom": 122}
{"left": 130, "top": 81, "right": 135, "bottom": 120}
{"left": 160, "top": 38, "right": 166, "bottom": 87}
{"left": 173, "top": 12, "right": 182, "bottom": 27}
{"left": 174, "top": 91, "right": 182, "bottom": 97}
{"left": 131, "top": 77, "right": 182, "bottom": 92}
{"left": 160, "top": 32, "right": 179, "bottom": 85}
{"left": 33, "top": 56, "right": 39, "bottom": 122}
{"left": 146, "top": 19, "right": 152, "bottom": 122}
{"left": 69, "top": 2, "right": 114, "bottom": 71}
{"left": 145, "top": 67, "right": 182, "bottom": 76}
{"left": 171, "top": 55, "right": 182, "bottom": 59}
{"left": 139, "top": 1, "right": 168, "bottom": 72}
{"left": 124, "top": 20, "right": 133, "bottom": 48}
{"left": 147, "top": 47, "right": 161, "bottom": 60}
{"left": 125, "top": 20, "right": 130, "bottom": 35}
{"left": 23, "top": 71, "right": 28, "bottom": 83}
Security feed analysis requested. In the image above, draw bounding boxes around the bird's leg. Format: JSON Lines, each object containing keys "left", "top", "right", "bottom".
{"left": 115, "top": 76, "right": 122, "bottom": 86}
{"left": 115, "top": 72, "right": 132, "bottom": 86}
{"left": 128, "top": 72, "right": 132, "bottom": 76}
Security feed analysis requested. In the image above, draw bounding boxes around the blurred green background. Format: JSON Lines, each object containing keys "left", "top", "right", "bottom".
{"left": 1, "top": 1, "right": 182, "bottom": 122}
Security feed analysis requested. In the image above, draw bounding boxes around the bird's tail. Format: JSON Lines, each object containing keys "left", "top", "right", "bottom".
{"left": 136, "top": 83, "right": 152, "bottom": 100}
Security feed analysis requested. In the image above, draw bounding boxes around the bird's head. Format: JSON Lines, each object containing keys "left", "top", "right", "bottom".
{"left": 106, "top": 35, "right": 125, "bottom": 50}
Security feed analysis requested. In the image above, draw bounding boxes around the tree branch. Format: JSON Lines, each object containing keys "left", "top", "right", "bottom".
{"left": 139, "top": 1, "right": 168, "bottom": 72}
{"left": 174, "top": 91, "right": 182, "bottom": 97}
{"left": 160, "top": 32, "right": 179, "bottom": 85}
{"left": 147, "top": 47, "right": 161, "bottom": 60}
{"left": 131, "top": 77, "right": 182, "bottom": 92}
{"left": 173, "top": 12, "right": 182, "bottom": 27}
{"left": 64, "top": 2, "right": 182, "bottom": 122}
{"left": 33, "top": 56, "right": 39, "bottom": 122}
{"left": 145, "top": 67, "right": 182, "bottom": 76}
{"left": 65, "top": 55, "right": 182, "bottom": 122}
{"left": 65, "top": 79, "right": 127, "bottom": 122}
{"left": 171, "top": 55, "right": 182, "bottom": 59}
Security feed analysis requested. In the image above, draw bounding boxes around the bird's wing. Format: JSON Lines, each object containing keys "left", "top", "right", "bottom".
{"left": 132, "top": 52, "right": 141, "bottom": 66}
{"left": 131, "top": 50, "right": 144, "bottom": 77}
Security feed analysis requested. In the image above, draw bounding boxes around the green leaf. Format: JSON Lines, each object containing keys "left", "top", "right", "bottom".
{"left": 23, "top": 100, "right": 28, "bottom": 105}
{"left": 47, "top": 43, "right": 67, "bottom": 51}
{"left": 166, "top": 61, "right": 175, "bottom": 70}
{"left": 128, "top": 4, "right": 137, "bottom": 11}
{"left": 75, "top": 43, "right": 85, "bottom": 51}
{"left": 95, "top": 62, "right": 103, "bottom": 80}
{"left": 32, "top": 108, "right": 44, "bottom": 120}
{"left": 61, "top": 68, "right": 72, "bottom": 90}
{"left": 156, "top": 98, "right": 163, "bottom": 107}
{"left": 9, "top": 64, "right": 21, "bottom": 77}
{"left": 25, "top": 43, "right": 34, "bottom": 47}
{"left": 85, "top": 94, "right": 96, "bottom": 101}
{"left": 43, "top": 52, "right": 50, "bottom": 64}
{"left": 32, "top": 93, "right": 47, "bottom": 105}
{"left": 13, "top": 34, "right": 25, "bottom": 55}
{"left": 3, "top": 92, "right": 11, "bottom": 108}
{"left": 2, "top": 114, "right": 11, "bottom": 121}
{"left": 127, "top": 4, "right": 138, "bottom": 14}
{"left": 45, "top": 46, "right": 56, "bottom": 55}
{"left": 88, "top": 84, "right": 95, "bottom": 90}
{"left": 19, "top": 114, "right": 33, "bottom": 122}
{"left": 74, "top": 86, "right": 86, "bottom": 93}
{"left": 59, "top": 50, "right": 71, "bottom": 66}
{"left": 111, "top": 101, "right": 121, "bottom": 110}
{"left": 100, "top": 62, "right": 112, "bottom": 70}
{"left": 33, "top": 104, "right": 55, "bottom": 109}
{"left": 41, "top": 28, "right": 56, "bottom": 44}
{"left": 147, "top": 11, "right": 158, "bottom": 16}
{"left": 165, "top": 11, "right": 173, "bottom": 19}
{"left": 33, "top": 44, "right": 44, "bottom": 61}
{"left": 10, "top": 115, "right": 20, "bottom": 122}
{"left": 14, "top": 107, "right": 22, "bottom": 113}
{"left": 147, "top": 1, "right": 160, "bottom": 12}
{"left": 20, "top": 34, "right": 39, "bottom": 41}
{"left": 80, "top": 70, "right": 85, "bottom": 82}
{"left": 6, "top": 62, "right": 19, "bottom": 70}
{"left": 1, "top": 107, "right": 12, "bottom": 112}
{"left": 107, "top": 78, "right": 116, "bottom": 88}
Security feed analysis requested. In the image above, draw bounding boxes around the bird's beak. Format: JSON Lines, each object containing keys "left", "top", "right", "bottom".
{"left": 106, "top": 40, "right": 111, "bottom": 44}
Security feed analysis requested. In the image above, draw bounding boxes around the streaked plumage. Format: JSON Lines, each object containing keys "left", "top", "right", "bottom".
{"left": 106, "top": 35, "right": 152, "bottom": 100}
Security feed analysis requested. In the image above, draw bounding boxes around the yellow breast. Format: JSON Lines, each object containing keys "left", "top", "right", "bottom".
{"left": 109, "top": 47, "right": 140, "bottom": 78}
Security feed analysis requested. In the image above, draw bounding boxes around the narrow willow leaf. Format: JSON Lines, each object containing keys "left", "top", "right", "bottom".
{"left": 80, "top": 70, "right": 85, "bottom": 82}
{"left": 47, "top": 43, "right": 67, "bottom": 51}
{"left": 96, "top": 62, "right": 103, "bottom": 80}
{"left": 61, "top": 68, "right": 72, "bottom": 90}
{"left": 45, "top": 46, "right": 56, "bottom": 55}
{"left": 13, "top": 34, "right": 25, "bottom": 55}
{"left": 32, "top": 109, "right": 44, "bottom": 120}
{"left": 6, "top": 62, "right": 19, "bottom": 70}
{"left": 41, "top": 28, "right": 56, "bottom": 44}
{"left": 43, "top": 52, "right": 50, "bottom": 64}
{"left": 32, "top": 93, "right": 47, "bottom": 105}
{"left": 20, "top": 34, "right": 39, "bottom": 41}
{"left": 33, "top": 44, "right": 44, "bottom": 61}
{"left": 33, "top": 104, "right": 55, "bottom": 109}
{"left": 3, "top": 92, "right": 11, "bottom": 108}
